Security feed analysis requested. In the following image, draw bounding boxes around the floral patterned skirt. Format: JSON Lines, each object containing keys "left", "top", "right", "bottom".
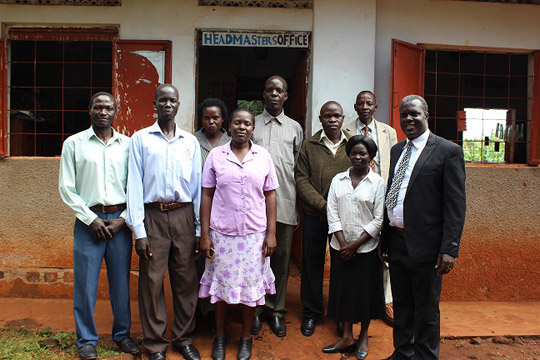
{"left": 199, "top": 230, "right": 276, "bottom": 307}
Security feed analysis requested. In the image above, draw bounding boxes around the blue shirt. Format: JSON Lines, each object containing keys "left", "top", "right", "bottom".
{"left": 126, "top": 121, "right": 202, "bottom": 239}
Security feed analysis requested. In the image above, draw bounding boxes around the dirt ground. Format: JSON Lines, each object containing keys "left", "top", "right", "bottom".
{"left": 438, "top": 336, "right": 540, "bottom": 360}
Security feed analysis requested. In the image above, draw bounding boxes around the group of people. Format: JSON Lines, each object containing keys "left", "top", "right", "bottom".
{"left": 59, "top": 74, "right": 466, "bottom": 360}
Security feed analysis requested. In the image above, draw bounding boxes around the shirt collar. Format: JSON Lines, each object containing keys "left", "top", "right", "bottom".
{"left": 261, "top": 108, "right": 285, "bottom": 124}
{"left": 357, "top": 118, "right": 376, "bottom": 133}
{"left": 407, "top": 129, "right": 430, "bottom": 150}
{"left": 223, "top": 140, "right": 257, "bottom": 165}
{"left": 149, "top": 120, "right": 183, "bottom": 141}
{"left": 338, "top": 167, "right": 377, "bottom": 183}
{"left": 87, "top": 126, "right": 123, "bottom": 144}
{"left": 320, "top": 129, "right": 347, "bottom": 143}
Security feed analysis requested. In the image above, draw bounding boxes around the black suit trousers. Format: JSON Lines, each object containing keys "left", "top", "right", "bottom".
{"left": 388, "top": 230, "right": 442, "bottom": 360}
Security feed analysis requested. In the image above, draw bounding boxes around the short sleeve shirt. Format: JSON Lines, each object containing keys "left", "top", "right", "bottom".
{"left": 202, "top": 141, "right": 279, "bottom": 236}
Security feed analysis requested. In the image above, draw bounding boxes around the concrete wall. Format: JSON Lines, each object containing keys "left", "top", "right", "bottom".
{"left": 374, "top": 0, "right": 540, "bottom": 125}
{"left": 1, "top": 158, "right": 538, "bottom": 301}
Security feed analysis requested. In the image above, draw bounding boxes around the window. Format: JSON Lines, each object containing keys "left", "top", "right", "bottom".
{"left": 424, "top": 50, "right": 531, "bottom": 163}
{"left": 9, "top": 40, "right": 113, "bottom": 156}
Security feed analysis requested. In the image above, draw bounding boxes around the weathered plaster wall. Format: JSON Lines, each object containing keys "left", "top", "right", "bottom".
{"left": 1, "top": 158, "right": 538, "bottom": 301}
{"left": 374, "top": 0, "right": 540, "bottom": 125}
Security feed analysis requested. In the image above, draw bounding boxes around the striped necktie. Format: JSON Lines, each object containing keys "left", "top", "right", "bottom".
{"left": 385, "top": 141, "right": 413, "bottom": 210}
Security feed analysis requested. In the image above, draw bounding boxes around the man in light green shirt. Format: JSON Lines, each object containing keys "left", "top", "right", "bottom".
{"left": 59, "top": 92, "right": 139, "bottom": 360}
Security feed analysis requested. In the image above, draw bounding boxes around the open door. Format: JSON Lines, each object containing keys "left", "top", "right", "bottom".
{"left": 0, "top": 38, "right": 7, "bottom": 157}
{"left": 530, "top": 51, "right": 540, "bottom": 165}
{"left": 113, "top": 40, "right": 172, "bottom": 136}
{"left": 390, "top": 39, "right": 425, "bottom": 141}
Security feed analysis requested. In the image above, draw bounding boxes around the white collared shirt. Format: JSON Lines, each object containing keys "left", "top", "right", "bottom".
{"left": 387, "top": 130, "right": 430, "bottom": 229}
{"left": 126, "top": 121, "right": 202, "bottom": 239}
{"left": 59, "top": 127, "right": 130, "bottom": 225}
{"left": 320, "top": 130, "right": 347, "bottom": 155}
{"left": 327, "top": 168, "right": 386, "bottom": 253}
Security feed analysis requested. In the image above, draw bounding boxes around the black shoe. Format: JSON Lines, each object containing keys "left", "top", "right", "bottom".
{"left": 78, "top": 344, "right": 97, "bottom": 360}
{"left": 237, "top": 337, "right": 252, "bottom": 360}
{"left": 177, "top": 344, "right": 201, "bottom": 360}
{"left": 211, "top": 337, "right": 226, "bottom": 360}
{"left": 149, "top": 351, "right": 166, "bottom": 360}
{"left": 208, "top": 311, "right": 217, "bottom": 336}
{"left": 268, "top": 315, "right": 286, "bottom": 337}
{"left": 114, "top": 337, "right": 140, "bottom": 355}
{"left": 251, "top": 314, "right": 262, "bottom": 335}
{"left": 322, "top": 342, "right": 356, "bottom": 354}
{"left": 300, "top": 317, "right": 315, "bottom": 337}
{"left": 336, "top": 321, "right": 344, "bottom": 337}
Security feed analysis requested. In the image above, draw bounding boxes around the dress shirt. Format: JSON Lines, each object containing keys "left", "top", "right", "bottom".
{"left": 320, "top": 130, "right": 347, "bottom": 155}
{"left": 202, "top": 141, "right": 279, "bottom": 236}
{"left": 194, "top": 128, "right": 231, "bottom": 167}
{"left": 327, "top": 168, "right": 386, "bottom": 253}
{"left": 126, "top": 121, "right": 202, "bottom": 239}
{"left": 357, "top": 118, "right": 381, "bottom": 175}
{"left": 387, "top": 130, "right": 430, "bottom": 229}
{"left": 59, "top": 127, "right": 129, "bottom": 226}
{"left": 252, "top": 109, "right": 303, "bottom": 225}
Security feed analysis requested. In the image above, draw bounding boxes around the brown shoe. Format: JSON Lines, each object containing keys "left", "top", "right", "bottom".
{"left": 384, "top": 303, "right": 394, "bottom": 327}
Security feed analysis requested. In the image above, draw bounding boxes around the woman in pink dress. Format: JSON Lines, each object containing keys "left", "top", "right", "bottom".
{"left": 199, "top": 108, "right": 278, "bottom": 360}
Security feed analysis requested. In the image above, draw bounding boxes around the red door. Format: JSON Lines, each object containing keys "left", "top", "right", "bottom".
{"left": 0, "top": 38, "right": 7, "bottom": 157}
{"left": 390, "top": 39, "right": 425, "bottom": 141}
{"left": 530, "top": 51, "right": 540, "bottom": 165}
{"left": 113, "top": 40, "right": 172, "bottom": 136}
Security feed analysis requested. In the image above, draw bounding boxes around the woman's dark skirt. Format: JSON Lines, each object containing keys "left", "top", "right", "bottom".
{"left": 327, "top": 247, "right": 385, "bottom": 324}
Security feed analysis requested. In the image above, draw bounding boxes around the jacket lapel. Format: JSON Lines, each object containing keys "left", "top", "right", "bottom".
{"left": 406, "top": 133, "right": 438, "bottom": 196}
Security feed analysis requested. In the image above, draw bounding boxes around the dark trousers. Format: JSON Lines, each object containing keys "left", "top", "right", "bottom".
{"left": 257, "top": 222, "right": 295, "bottom": 318}
{"left": 138, "top": 205, "right": 198, "bottom": 353}
{"left": 387, "top": 230, "right": 442, "bottom": 360}
{"left": 73, "top": 209, "right": 132, "bottom": 348}
{"left": 300, "top": 213, "right": 329, "bottom": 319}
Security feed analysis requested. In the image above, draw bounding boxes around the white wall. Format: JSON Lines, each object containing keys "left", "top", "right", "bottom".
{"left": 310, "top": 0, "right": 376, "bottom": 134}
{"left": 0, "top": 0, "right": 313, "bottom": 131}
{"left": 375, "top": 0, "right": 540, "bottom": 126}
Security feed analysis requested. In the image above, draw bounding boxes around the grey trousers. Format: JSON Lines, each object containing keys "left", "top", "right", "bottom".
{"left": 138, "top": 205, "right": 198, "bottom": 353}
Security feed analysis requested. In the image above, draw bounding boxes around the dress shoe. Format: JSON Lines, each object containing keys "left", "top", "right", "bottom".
{"left": 237, "top": 337, "right": 253, "bottom": 360}
{"left": 78, "top": 344, "right": 97, "bottom": 360}
{"left": 300, "top": 317, "right": 315, "bottom": 337}
{"left": 149, "top": 351, "right": 166, "bottom": 360}
{"left": 251, "top": 314, "right": 262, "bottom": 335}
{"left": 356, "top": 347, "right": 369, "bottom": 359}
{"left": 321, "top": 342, "right": 356, "bottom": 354}
{"left": 384, "top": 302, "right": 394, "bottom": 327}
{"left": 114, "top": 336, "right": 140, "bottom": 355}
{"left": 211, "top": 337, "right": 226, "bottom": 360}
{"left": 268, "top": 315, "right": 286, "bottom": 337}
{"left": 336, "top": 321, "right": 344, "bottom": 337}
{"left": 176, "top": 344, "right": 201, "bottom": 360}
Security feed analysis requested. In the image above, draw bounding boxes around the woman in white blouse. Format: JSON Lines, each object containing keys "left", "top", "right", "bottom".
{"left": 323, "top": 135, "right": 386, "bottom": 360}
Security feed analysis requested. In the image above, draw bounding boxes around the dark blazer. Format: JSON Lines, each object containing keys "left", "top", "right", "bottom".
{"left": 382, "top": 132, "right": 466, "bottom": 262}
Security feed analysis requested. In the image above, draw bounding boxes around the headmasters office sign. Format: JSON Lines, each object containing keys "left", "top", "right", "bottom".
{"left": 202, "top": 31, "right": 310, "bottom": 48}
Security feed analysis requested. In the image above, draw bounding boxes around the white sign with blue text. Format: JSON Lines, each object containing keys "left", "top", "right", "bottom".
{"left": 202, "top": 31, "right": 310, "bottom": 48}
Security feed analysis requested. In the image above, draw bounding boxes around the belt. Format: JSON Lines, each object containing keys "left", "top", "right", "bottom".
{"left": 391, "top": 226, "right": 405, "bottom": 237}
{"left": 146, "top": 202, "right": 190, "bottom": 211}
{"left": 90, "top": 203, "right": 126, "bottom": 213}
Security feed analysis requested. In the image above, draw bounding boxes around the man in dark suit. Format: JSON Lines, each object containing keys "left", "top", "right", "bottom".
{"left": 381, "top": 95, "right": 466, "bottom": 360}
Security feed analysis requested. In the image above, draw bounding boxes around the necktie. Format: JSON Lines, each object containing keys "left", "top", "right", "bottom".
{"left": 363, "top": 126, "right": 376, "bottom": 171}
{"left": 385, "top": 142, "right": 413, "bottom": 210}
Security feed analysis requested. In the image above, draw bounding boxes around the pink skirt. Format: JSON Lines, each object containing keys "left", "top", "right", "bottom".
{"left": 199, "top": 230, "right": 276, "bottom": 307}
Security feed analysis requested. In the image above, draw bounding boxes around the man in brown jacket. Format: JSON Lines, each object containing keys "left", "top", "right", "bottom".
{"left": 295, "top": 101, "right": 351, "bottom": 336}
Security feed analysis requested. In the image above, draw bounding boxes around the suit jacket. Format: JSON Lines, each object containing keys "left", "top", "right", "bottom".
{"left": 382, "top": 132, "right": 466, "bottom": 262}
{"left": 343, "top": 117, "right": 398, "bottom": 182}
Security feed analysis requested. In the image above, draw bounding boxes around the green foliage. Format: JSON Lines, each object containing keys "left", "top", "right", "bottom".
{"left": 236, "top": 100, "right": 264, "bottom": 117}
{"left": 463, "top": 131, "right": 505, "bottom": 163}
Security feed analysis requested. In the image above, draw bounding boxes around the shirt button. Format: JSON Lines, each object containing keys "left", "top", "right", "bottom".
{"left": 242, "top": 208, "right": 246, "bottom": 213}
{"left": 241, "top": 194, "right": 245, "bottom": 199}
{"left": 240, "top": 180, "right": 244, "bottom": 185}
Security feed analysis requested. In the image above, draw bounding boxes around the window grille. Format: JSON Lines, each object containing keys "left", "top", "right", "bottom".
{"left": 0, "top": 0, "right": 120, "bottom": 5}
{"left": 198, "top": 0, "right": 312, "bottom": 8}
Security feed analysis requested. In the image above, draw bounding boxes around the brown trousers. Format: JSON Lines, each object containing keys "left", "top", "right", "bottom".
{"left": 139, "top": 204, "right": 198, "bottom": 353}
